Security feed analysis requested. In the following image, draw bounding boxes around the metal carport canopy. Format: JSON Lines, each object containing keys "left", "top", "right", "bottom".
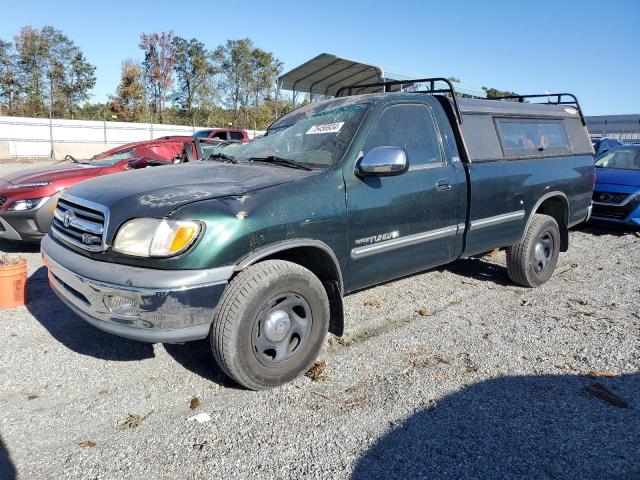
{"left": 278, "top": 53, "right": 387, "bottom": 97}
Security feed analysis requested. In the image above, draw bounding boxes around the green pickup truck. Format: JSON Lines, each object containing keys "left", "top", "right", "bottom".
{"left": 41, "top": 79, "right": 595, "bottom": 389}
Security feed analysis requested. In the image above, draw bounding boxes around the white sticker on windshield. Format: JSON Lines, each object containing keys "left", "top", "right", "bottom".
{"left": 306, "top": 122, "right": 344, "bottom": 135}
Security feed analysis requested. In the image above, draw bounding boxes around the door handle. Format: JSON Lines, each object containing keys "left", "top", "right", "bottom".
{"left": 436, "top": 178, "right": 452, "bottom": 191}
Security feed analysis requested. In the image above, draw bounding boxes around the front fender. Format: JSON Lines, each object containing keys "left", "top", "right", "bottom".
{"left": 168, "top": 170, "right": 348, "bottom": 272}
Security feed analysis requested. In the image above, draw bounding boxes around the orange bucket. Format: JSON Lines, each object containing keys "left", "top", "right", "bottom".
{"left": 0, "top": 258, "right": 27, "bottom": 308}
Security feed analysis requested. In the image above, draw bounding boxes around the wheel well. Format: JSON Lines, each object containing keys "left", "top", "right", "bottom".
{"left": 535, "top": 196, "right": 569, "bottom": 251}
{"left": 248, "top": 246, "right": 344, "bottom": 337}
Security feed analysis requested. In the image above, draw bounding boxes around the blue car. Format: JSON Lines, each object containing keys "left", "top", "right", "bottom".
{"left": 592, "top": 137, "right": 622, "bottom": 158}
{"left": 591, "top": 144, "right": 640, "bottom": 226}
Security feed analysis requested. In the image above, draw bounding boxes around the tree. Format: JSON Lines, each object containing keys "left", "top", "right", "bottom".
{"left": 483, "top": 87, "right": 520, "bottom": 99}
{"left": 0, "top": 39, "right": 19, "bottom": 113}
{"left": 2, "top": 27, "right": 286, "bottom": 128}
{"left": 172, "top": 36, "right": 215, "bottom": 127}
{"left": 213, "top": 38, "right": 282, "bottom": 128}
{"left": 108, "top": 59, "right": 147, "bottom": 122}
{"left": 62, "top": 51, "right": 96, "bottom": 118}
{"left": 140, "top": 32, "right": 176, "bottom": 124}
{"left": 10, "top": 26, "right": 96, "bottom": 118}
{"left": 250, "top": 48, "right": 282, "bottom": 106}
{"left": 14, "top": 26, "right": 48, "bottom": 116}
{"left": 213, "top": 38, "right": 253, "bottom": 126}
{"left": 41, "top": 26, "right": 82, "bottom": 119}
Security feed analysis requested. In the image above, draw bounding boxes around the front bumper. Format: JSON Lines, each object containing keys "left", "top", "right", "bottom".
{"left": 0, "top": 196, "right": 57, "bottom": 242}
{"left": 41, "top": 234, "right": 234, "bottom": 343}
{"left": 590, "top": 196, "right": 640, "bottom": 226}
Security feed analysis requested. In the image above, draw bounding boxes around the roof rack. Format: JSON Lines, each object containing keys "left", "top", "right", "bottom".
{"left": 336, "top": 80, "right": 587, "bottom": 127}
{"left": 335, "top": 77, "right": 463, "bottom": 124}
{"left": 492, "top": 93, "right": 586, "bottom": 126}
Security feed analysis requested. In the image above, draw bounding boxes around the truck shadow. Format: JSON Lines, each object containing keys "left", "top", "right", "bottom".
{"left": 163, "top": 341, "right": 240, "bottom": 389}
{"left": 26, "top": 266, "right": 237, "bottom": 386}
{"left": 26, "top": 267, "right": 154, "bottom": 362}
{"left": 0, "top": 238, "right": 41, "bottom": 254}
{"left": 0, "top": 436, "right": 16, "bottom": 480}
{"left": 351, "top": 373, "right": 639, "bottom": 480}
{"left": 442, "top": 257, "right": 512, "bottom": 286}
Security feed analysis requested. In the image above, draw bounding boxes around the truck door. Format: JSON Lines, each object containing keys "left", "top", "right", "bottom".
{"left": 344, "top": 102, "right": 465, "bottom": 291}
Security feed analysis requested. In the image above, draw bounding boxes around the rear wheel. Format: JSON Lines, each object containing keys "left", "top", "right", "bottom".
{"left": 506, "top": 214, "right": 560, "bottom": 287}
{"left": 210, "top": 260, "right": 330, "bottom": 390}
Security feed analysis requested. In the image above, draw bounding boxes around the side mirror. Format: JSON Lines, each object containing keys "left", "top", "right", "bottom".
{"left": 355, "top": 146, "right": 408, "bottom": 177}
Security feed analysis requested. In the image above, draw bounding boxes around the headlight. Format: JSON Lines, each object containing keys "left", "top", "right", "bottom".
{"left": 113, "top": 218, "right": 201, "bottom": 257}
{"left": 8, "top": 198, "right": 48, "bottom": 211}
{"left": 8, "top": 182, "right": 50, "bottom": 189}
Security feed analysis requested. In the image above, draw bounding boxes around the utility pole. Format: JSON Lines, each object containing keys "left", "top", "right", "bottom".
{"left": 49, "top": 101, "right": 54, "bottom": 160}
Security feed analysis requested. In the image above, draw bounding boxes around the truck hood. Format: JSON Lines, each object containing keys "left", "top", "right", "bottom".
{"left": 1, "top": 162, "right": 102, "bottom": 185}
{"left": 595, "top": 167, "right": 640, "bottom": 188}
{"left": 67, "top": 162, "right": 314, "bottom": 219}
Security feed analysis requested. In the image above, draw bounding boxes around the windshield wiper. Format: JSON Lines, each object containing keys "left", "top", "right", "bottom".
{"left": 248, "top": 156, "right": 312, "bottom": 171}
{"left": 207, "top": 152, "right": 238, "bottom": 164}
{"left": 55, "top": 154, "right": 80, "bottom": 164}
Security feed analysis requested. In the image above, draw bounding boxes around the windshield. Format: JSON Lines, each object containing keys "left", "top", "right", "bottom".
{"left": 595, "top": 149, "right": 640, "bottom": 170}
{"left": 199, "top": 140, "right": 229, "bottom": 158}
{"left": 216, "top": 102, "right": 368, "bottom": 169}
{"left": 88, "top": 149, "right": 136, "bottom": 167}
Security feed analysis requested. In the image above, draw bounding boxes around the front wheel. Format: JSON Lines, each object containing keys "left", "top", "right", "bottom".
{"left": 210, "top": 260, "right": 330, "bottom": 390}
{"left": 506, "top": 213, "right": 560, "bottom": 288}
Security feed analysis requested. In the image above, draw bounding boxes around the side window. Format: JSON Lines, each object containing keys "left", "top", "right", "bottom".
{"left": 363, "top": 104, "right": 442, "bottom": 166}
{"left": 496, "top": 118, "right": 570, "bottom": 157}
{"left": 212, "top": 131, "right": 228, "bottom": 140}
{"left": 229, "top": 131, "right": 244, "bottom": 141}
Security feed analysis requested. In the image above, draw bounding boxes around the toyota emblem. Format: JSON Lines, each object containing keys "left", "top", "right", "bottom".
{"left": 62, "top": 209, "right": 75, "bottom": 227}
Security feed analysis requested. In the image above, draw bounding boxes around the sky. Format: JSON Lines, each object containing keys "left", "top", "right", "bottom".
{"left": 1, "top": 0, "right": 638, "bottom": 116}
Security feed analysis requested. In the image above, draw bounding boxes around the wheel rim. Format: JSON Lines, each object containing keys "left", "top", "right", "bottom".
{"left": 533, "top": 231, "right": 554, "bottom": 274}
{"left": 252, "top": 292, "right": 312, "bottom": 366}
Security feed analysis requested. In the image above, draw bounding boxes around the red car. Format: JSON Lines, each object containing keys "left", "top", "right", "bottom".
{"left": 193, "top": 128, "right": 250, "bottom": 141}
{"left": 0, "top": 136, "right": 195, "bottom": 243}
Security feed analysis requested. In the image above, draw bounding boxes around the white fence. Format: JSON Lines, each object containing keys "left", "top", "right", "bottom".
{"left": 0, "top": 116, "right": 264, "bottom": 160}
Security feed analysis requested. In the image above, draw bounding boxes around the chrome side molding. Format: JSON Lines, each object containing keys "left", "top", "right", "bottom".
{"left": 351, "top": 225, "right": 458, "bottom": 260}
{"left": 469, "top": 210, "right": 525, "bottom": 230}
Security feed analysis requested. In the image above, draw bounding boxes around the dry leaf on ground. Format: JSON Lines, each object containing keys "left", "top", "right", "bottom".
{"left": 305, "top": 360, "right": 331, "bottom": 382}
{"left": 116, "top": 413, "right": 150, "bottom": 431}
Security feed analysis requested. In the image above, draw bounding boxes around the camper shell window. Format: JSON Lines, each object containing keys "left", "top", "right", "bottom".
{"left": 495, "top": 118, "right": 571, "bottom": 158}
{"left": 457, "top": 99, "right": 593, "bottom": 162}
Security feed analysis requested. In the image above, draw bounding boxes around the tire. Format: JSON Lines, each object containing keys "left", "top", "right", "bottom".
{"left": 210, "top": 260, "right": 330, "bottom": 390}
{"left": 506, "top": 214, "right": 560, "bottom": 288}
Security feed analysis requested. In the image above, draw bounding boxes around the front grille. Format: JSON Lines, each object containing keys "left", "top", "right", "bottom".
{"left": 591, "top": 200, "right": 638, "bottom": 220}
{"left": 0, "top": 196, "right": 6, "bottom": 207}
{"left": 51, "top": 196, "right": 108, "bottom": 252}
{"left": 592, "top": 191, "right": 629, "bottom": 205}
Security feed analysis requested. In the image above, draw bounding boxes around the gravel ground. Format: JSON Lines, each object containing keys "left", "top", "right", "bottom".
{"left": 1, "top": 162, "right": 639, "bottom": 479}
